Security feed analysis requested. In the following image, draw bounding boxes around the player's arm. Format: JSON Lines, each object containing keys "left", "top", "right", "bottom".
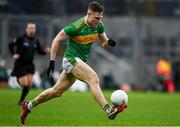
{"left": 50, "top": 29, "right": 68, "bottom": 61}
{"left": 47, "top": 29, "right": 68, "bottom": 76}
{"left": 36, "top": 40, "right": 50, "bottom": 55}
{"left": 9, "top": 37, "right": 21, "bottom": 59}
{"left": 47, "top": 25, "right": 76, "bottom": 76}
{"left": 98, "top": 33, "right": 116, "bottom": 48}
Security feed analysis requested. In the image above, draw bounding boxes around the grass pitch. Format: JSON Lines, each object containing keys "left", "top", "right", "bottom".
{"left": 0, "top": 88, "right": 180, "bottom": 126}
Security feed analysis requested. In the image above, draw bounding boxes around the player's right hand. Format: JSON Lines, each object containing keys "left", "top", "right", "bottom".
{"left": 47, "top": 60, "right": 55, "bottom": 77}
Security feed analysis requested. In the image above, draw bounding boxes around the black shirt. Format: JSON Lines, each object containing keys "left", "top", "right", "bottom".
{"left": 9, "top": 34, "right": 46, "bottom": 66}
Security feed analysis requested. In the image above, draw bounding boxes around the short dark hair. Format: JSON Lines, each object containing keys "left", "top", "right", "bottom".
{"left": 88, "top": 1, "right": 104, "bottom": 12}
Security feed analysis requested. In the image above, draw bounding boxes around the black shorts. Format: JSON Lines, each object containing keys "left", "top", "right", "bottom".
{"left": 11, "top": 63, "right": 35, "bottom": 78}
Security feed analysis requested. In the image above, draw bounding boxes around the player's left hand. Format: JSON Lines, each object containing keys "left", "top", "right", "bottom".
{"left": 13, "top": 54, "right": 20, "bottom": 60}
{"left": 47, "top": 60, "right": 55, "bottom": 77}
{"left": 108, "top": 38, "right": 116, "bottom": 47}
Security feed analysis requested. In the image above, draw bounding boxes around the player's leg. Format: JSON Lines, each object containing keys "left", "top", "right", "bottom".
{"left": 71, "top": 59, "right": 107, "bottom": 108}
{"left": 17, "top": 75, "right": 30, "bottom": 105}
{"left": 71, "top": 59, "right": 124, "bottom": 119}
{"left": 18, "top": 74, "right": 33, "bottom": 104}
{"left": 20, "top": 71, "right": 76, "bottom": 124}
{"left": 29, "top": 71, "right": 76, "bottom": 107}
{"left": 27, "top": 74, "right": 33, "bottom": 87}
{"left": 17, "top": 63, "right": 34, "bottom": 105}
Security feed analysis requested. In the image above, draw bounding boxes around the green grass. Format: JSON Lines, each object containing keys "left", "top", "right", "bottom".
{"left": 0, "top": 88, "right": 180, "bottom": 126}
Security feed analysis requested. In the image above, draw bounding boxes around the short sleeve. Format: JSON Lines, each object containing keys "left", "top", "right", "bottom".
{"left": 64, "top": 25, "right": 77, "bottom": 37}
{"left": 98, "top": 22, "right": 105, "bottom": 34}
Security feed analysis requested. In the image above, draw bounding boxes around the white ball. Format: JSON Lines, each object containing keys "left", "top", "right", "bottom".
{"left": 111, "top": 90, "right": 128, "bottom": 106}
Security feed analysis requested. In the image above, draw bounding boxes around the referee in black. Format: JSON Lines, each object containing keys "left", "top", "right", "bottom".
{"left": 9, "top": 22, "right": 50, "bottom": 105}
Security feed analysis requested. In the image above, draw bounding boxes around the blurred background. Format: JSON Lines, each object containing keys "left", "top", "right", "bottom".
{"left": 0, "top": 0, "right": 180, "bottom": 93}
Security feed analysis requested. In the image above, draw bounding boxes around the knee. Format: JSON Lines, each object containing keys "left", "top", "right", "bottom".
{"left": 28, "top": 80, "right": 33, "bottom": 86}
{"left": 18, "top": 79, "right": 28, "bottom": 87}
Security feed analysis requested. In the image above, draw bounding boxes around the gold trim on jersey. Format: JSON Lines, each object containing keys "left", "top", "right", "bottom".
{"left": 72, "top": 33, "right": 98, "bottom": 44}
{"left": 74, "top": 20, "right": 85, "bottom": 29}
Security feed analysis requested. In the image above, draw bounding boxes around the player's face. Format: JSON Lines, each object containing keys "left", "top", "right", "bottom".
{"left": 87, "top": 10, "right": 103, "bottom": 27}
{"left": 26, "top": 23, "right": 36, "bottom": 38}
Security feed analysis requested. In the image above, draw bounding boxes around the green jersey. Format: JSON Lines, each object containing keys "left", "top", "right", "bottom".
{"left": 63, "top": 17, "right": 105, "bottom": 65}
